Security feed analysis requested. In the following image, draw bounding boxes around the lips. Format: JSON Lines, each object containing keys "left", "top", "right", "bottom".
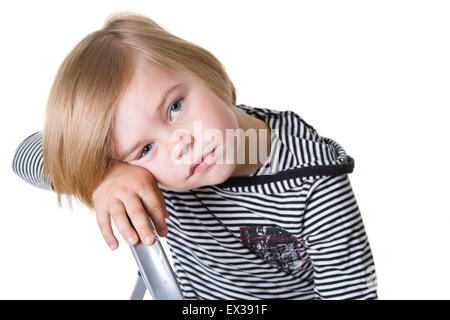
{"left": 189, "top": 147, "right": 216, "bottom": 177}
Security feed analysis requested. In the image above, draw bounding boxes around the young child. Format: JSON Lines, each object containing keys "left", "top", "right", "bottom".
{"left": 12, "top": 12, "right": 377, "bottom": 299}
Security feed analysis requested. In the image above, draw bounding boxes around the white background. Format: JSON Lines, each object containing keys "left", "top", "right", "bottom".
{"left": 1, "top": 0, "right": 449, "bottom": 299}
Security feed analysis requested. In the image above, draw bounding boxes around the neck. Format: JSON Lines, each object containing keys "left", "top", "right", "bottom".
{"left": 229, "top": 105, "right": 271, "bottom": 178}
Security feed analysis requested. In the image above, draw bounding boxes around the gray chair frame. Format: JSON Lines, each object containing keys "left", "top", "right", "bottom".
{"left": 128, "top": 216, "right": 184, "bottom": 300}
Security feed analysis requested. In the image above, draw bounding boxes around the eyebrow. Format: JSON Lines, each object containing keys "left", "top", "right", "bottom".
{"left": 118, "top": 83, "right": 180, "bottom": 161}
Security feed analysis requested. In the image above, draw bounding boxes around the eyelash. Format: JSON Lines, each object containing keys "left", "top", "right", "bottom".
{"left": 137, "top": 98, "right": 184, "bottom": 160}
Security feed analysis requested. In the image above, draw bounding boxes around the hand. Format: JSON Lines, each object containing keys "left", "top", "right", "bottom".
{"left": 92, "top": 161, "right": 169, "bottom": 250}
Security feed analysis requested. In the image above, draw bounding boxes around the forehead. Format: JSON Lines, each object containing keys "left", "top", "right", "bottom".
{"left": 127, "top": 63, "right": 179, "bottom": 94}
{"left": 117, "top": 63, "right": 181, "bottom": 114}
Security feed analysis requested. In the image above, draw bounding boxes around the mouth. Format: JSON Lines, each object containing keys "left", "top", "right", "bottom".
{"left": 189, "top": 147, "right": 216, "bottom": 178}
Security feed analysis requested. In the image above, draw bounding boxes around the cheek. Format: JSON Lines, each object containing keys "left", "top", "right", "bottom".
{"left": 198, "top": 104, "right": 238, "bottom": 134}
{"left": 137, "top": 157, "right": 183, "bottom": 187}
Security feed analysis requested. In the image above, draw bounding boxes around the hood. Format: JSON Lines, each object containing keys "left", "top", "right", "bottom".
{"left": 214, "top": 104, "right": 354, "bottom": 190}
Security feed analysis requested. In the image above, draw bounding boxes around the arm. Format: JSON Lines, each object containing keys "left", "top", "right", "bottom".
{"left": 302, "top": 174, "right": 378, "bottom": 299}
{"left": 11, "top": 131, "right": 169, "bottom": 250}
{"left": 11, "top": 131, "right": 53, "bottom": 191}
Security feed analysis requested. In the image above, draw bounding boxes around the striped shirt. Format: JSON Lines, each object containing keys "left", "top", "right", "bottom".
{"left": 11, "top": 104, "right": 378, "bottom": 299}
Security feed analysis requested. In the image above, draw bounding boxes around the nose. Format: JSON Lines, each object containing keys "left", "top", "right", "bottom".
{"left": 176, "top": 134, "right": 195, "bottom": 160}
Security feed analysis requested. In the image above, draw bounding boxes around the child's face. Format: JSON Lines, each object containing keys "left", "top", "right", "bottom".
{"left": 112, "top": 63, "right": 241, "bottom": 191}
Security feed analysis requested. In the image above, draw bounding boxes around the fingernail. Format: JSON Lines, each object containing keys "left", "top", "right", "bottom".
{"left": 144, "top": 236, "right": 154, "bottom": 245}
{"left": 128, "top": 237, "right": 137, "bottom": 245}
{"left": 110, "top": 244, "right": 117, "bottom": 250}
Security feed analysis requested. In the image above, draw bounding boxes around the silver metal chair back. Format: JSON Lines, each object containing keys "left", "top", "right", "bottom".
{"left": 129, "top": 214, "right": 183, "bottom": 300}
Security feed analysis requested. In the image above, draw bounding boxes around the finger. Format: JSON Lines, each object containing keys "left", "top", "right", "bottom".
{"left": 109, "top": 201, "right": 140, "bottom": 246}
{"left": 95, "top": 209, "right": 119, "bottom": 250}
{"left": 120, "top": 192, "right": 155, "bottom": 245}
{"left": 138, "top": 182, "right": 169, "bottom": 237}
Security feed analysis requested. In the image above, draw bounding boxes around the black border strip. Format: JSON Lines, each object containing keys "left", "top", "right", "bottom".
{"left": 215, "top": 156, "right": 354, "bottom": 188}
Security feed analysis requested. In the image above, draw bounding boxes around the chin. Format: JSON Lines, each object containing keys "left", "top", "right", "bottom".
{"left": 209, "top": 163, "right": 236, "bottom": 185}
{"left": 196, "top": 164, "right": 237, "bottom": 189}
{"left": 158, "top": 163, "right": 236, "bottom": 192}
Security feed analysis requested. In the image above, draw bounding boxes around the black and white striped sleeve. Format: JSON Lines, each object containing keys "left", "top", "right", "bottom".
{"left": 302, "top": 174, "right": 378, "bottom": 299}
{"left": 11, "top": 131, "right": 53, "bottom": 191}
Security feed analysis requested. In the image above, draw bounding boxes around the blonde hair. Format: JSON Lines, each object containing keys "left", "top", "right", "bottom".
{"left": 43, "top": 11, "right": 237, "bottom": 210}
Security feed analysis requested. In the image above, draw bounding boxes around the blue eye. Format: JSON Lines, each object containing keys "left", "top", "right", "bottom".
{"left": 138, "top": 143, "right": 154, "bottom": 159}
{"left": 169, "top": 99, "right": 183, "bottom": 118}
